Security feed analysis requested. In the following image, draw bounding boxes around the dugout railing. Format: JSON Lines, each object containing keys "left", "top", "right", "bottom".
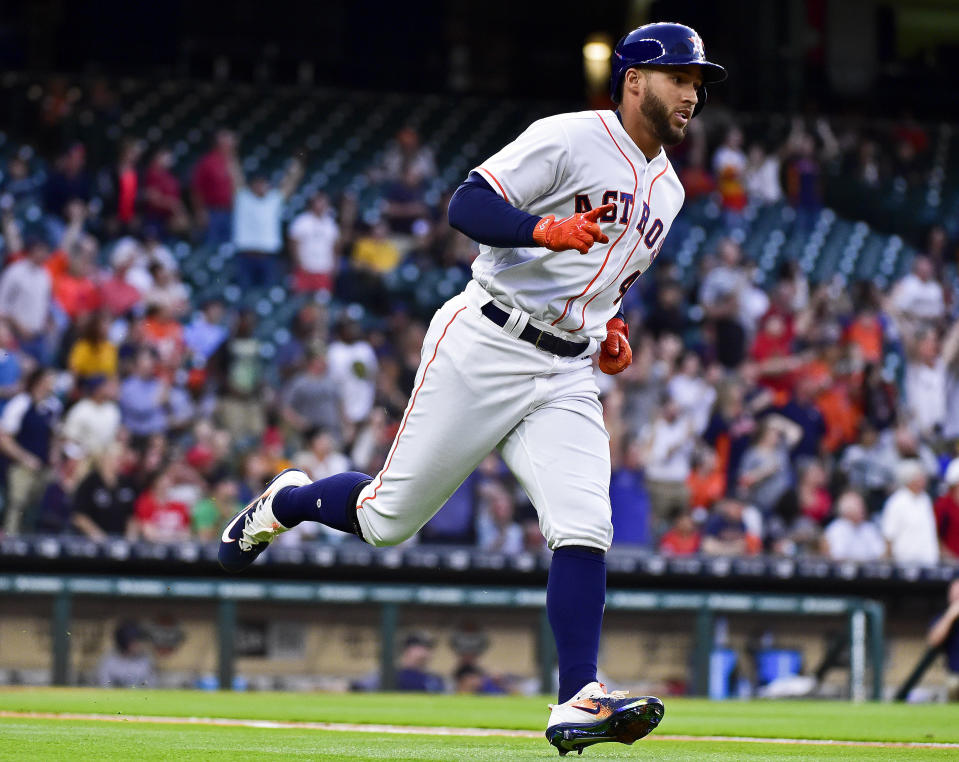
{"left": 0, "top": 574, "right": 885, "bottom": 700}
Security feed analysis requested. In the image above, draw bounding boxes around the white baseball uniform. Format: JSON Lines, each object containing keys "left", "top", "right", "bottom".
{"left": 354, "top": 110, "right": 686, "bottom": 551}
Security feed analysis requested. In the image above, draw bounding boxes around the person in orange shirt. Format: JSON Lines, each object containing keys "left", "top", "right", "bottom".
{"left": 687, "top": 446, "right": 725, "bottom": 510}
{"left": 53, "top": 235, "right": 102, "bottom": 320}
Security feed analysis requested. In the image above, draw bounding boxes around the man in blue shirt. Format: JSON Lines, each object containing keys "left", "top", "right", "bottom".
{"left": 928, "top": 579, "right": 959, "bottom": 701}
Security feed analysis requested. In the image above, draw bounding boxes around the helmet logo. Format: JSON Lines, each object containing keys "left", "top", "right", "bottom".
{"left": 689, "top": 33, "right": 705, "bottom": 59}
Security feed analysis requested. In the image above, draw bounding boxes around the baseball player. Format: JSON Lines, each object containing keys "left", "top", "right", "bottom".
{"left": 220, "top": 22, "right": 725, "bottom": 755}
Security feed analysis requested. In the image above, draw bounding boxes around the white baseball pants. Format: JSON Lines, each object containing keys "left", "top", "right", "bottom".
{"left": 354, "top": 283, "right": 613, "bottom": 551}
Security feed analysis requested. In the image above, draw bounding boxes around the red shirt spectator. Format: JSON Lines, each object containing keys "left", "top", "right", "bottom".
{"left": 936, "top": 460, "right": 959, "bottom": 560}
{"left": 144, "top": 147, "right": 183, "bottom": 222}
{"left": 191, "top": 132, "right": 235, "bottom": 211}
{"left": 659, "top": 514, "right": 701, "bottom": 555}
{"left": 135, "top": 489, "right": 190, "bottom": 543}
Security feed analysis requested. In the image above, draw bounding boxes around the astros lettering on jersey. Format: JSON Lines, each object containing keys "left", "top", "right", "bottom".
{"left": 472, "top": 109, "right": 684, "bottom": 341}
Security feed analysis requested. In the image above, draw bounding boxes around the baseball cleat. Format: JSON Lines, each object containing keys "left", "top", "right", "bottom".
{"left": 545, "top": 681, "right": 664, "bottom": 756}
{"left": 218, "top": 468, "right": 311, "bottom": 572}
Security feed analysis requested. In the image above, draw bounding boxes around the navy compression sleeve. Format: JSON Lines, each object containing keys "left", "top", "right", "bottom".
{"left": 447, "top": 173, "right": 540, "bottom": 248}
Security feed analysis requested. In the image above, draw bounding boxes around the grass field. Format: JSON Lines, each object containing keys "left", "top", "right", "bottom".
{"left": 1, "top": 689, "right": 958, "bottom": 760}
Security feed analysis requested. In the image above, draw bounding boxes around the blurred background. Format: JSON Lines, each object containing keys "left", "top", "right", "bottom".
{"left": 0, "top": 0, "right": 958, "bottom": 702}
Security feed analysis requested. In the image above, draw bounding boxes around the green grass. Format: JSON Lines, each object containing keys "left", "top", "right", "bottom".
{"left": 1, "top": 690, "right": 958, "bottom": 760}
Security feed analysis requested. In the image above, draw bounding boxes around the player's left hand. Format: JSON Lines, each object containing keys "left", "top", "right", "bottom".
{"left": 599, "top": 317, "right": 631, "bottom": 374}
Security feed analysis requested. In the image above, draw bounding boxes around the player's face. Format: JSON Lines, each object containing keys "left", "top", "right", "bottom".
{"left": 639, "top": 66, "right": 702, "bottom": 146}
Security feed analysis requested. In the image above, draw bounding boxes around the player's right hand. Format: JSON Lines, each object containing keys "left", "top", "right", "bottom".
{"left": 532, "top": 204, "right": 615, "bottom": 254}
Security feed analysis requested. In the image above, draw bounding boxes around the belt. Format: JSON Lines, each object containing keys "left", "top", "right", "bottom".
{"left": 480, "top": 302, "right": 589, "bottom": 358}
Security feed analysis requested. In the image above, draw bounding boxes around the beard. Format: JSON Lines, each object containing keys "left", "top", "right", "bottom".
{"left": 641, "top": 88, "right": 687, "bottom": 146}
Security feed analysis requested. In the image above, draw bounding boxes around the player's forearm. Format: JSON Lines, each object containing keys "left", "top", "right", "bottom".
{"left": 448, "top": 173, "right": 539, "bottom": 248}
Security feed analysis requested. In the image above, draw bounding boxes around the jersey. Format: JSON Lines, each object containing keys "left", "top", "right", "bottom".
{"left": 471, "top": 110, "right": 685, "bottom": 340}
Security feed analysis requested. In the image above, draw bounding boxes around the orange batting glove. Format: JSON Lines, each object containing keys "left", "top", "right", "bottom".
{"left": 599, "top": 317, "right": 632, "bottom": 375}
{"left": 532, "top": 204, "right": 615, "bottom": 255}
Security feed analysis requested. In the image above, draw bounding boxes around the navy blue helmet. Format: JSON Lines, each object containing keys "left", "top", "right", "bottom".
{"left": 610, "top": 22, "right": 727, "bottom": 116}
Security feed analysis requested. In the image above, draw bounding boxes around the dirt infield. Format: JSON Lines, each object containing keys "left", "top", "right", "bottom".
{"left": 3, "top": 710, "right": 959, "bottom": 750}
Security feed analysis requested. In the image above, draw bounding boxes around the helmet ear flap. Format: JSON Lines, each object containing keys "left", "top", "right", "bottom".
{"left": 692, "top": 86, "right": 707, "bottom": 118}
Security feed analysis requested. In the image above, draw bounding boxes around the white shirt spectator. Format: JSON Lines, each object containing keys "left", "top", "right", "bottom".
{"left": 327, "top": 339, "right": 378, "bottom": 424}
{"left": 712, "top": 144, "right": 747, "bottom": 182}
{"left": 289, "top": 209, "right": 339, "bottom": 275}
{"left": 232, "top": 188, "right": 284, "bottom": 253}
{"left": 823, "top": 517, "right": 885, "bottom": 562}
{"left": 892, "top": 273, "right": 944, "bottom": 322}
{"left": 61, "top": 398, "right": 122, "bottom": 457}
{"left": 743, "top": 155, "right": 782, "bottom": 204}
{"left": 640, "top": 414, "right": 693, "bottom": 483}
{"left": 0, "top": 259, "right": 51, "bottom": 335}
{"left": 667, "top": 373, "right": 715, "bottom": 435}
{"left": 880, "top": 486, "right": 939, "bottom": 564}
{"left": 904, "top": 358, "right": 946, "bottom": 437}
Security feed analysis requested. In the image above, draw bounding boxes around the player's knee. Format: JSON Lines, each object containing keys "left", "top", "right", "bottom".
{"left": 359, "top": 520, "right": 416, "bottom": 548}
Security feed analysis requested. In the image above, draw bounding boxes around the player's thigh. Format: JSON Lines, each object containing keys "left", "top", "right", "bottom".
{"left": 500, "top": 387, "right": 613, "bottom": 552}
{"left": 356, "top": 300, "right": 531, "bottom": 546}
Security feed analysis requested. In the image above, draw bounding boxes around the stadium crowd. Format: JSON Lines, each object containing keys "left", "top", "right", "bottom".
{"left": 1, "top": 76, "right": 958, "bottom": 566}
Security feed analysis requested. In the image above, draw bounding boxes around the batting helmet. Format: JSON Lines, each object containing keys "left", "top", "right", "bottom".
{"left": 610, "top": 22, "right": 727, "bottom": 117}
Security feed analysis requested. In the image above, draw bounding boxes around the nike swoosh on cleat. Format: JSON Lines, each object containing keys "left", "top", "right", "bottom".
{"left": 571, "top": 701, "right": 604, "bottom": 716}
{"left": 221, "top": 509, "right": 249, "bottom": 544}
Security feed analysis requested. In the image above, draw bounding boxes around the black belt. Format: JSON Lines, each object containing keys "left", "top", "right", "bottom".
{"left": 481, "top": 302, "right": 589, "bottom": 357}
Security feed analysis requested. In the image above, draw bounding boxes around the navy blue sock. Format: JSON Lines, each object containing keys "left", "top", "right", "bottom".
{"left": 547, "top": 545, "right": 606, "bottom": 703}
{"left": 272, "top": 471, "right": 371, "bottom": 535}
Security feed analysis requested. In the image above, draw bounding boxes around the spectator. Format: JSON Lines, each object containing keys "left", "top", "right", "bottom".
{"left": 476, "top": 480, "right": 523, "bottom": 554}
{"left": 821, "top": 490, "right": 885, "bottom": 562}
{"left": 667, "top": 350, "right": 716, "bottom": 435}
{"left": 145, "top": 262, "right": 190, "bottom": 319}
{"left": 352, "top": 220, "right": 403, "bottom": 279}
{"left": 191, "top": 130, "right": 237, "bottom": 247}
{"left": 293, "top": 427, "right": 350, "bottom": 481}
{"left": 61, "top": 375, "right": 121, "bottom": 458}
{"left": 216, "top": 310, "right": 266, "bottom": 443}
{"left": 712, "top": 127, "right": 747, "bottom": 229}
{"left": 736, "top": 416, "right": 801, "bottom": 513}
{"left": 72, "top": 443, "right": 138, "bottom": 540}
{"left": 119, "top": 349, "right": 168, "bottom": 440}
{"left": 743, "top": 143, "right": 782, "bottom": 205}
{"left": 396, "top": 632, "right": 444, "bottom": 692}
{"left": 0, "top": 319, "right": 26, "bottom": 411}
{"left": 859, "top": 363, "right": 898, "bottom": 433}
{"left": 142, "top": 146, "right": 189, "bottom": 235}
{"left": 133, "top": 466, "right": 192, "bottom": 543}
{"left": 903, "top": 327, "right": 946, "bottom": 440}
{"left": 230, "top": 157, "right": 304, "bottom": 290}
{"left": 0, "top": 367, "right": 60, "bottom": 534}
{"left": 289, "top": 191, "right": 340, "bottom": 294}
{"left": 382, "top": 167, "right": 430, "bottom": 235}
{"left": 183, "top": 299, "right": 229, "bottom": 366}
{"left": 101, "top": 242, "right": 146, "bottom": 317}
{"left": 0, "top": 236, "right": 53, "bottom": 363}
{"left": 97, "top": 620, "right": 156, "bottom": 688}
{"left": 687, "top": 446, "right": 725, "bottom": 511}
{"left": 881, "top": 460, "right": 939, "bottom": 564}
{"left": 191, "top": 475, "right": 241, "bottom": 542}
{"left": 938, "top": 322, "right": 959, "bottom": 443}
{"left": 891, "top": 256, "right": 945, "bottom": 330}
{"left": 935, "top": 459, "right": 959, "bottom": 561}
{"left": 702, "top": 498, "right": 761, "bottom": 556}
{"left": 376, "top": 126, "right": 436, "bottom": 184}
{"left": 838, "top": 421, "right": 894, "bottom": 513}
{"left": 638, "top": 393, "right": 694, "bottom": 531}
{"left": 280, "top": 351, "right": 342, "bottom": 441}
{"left": 68, "top": 311, "right": 117, "bottom": 383}
{"left": 42, "top": 143, "right": 91, "bottom": 223}
{"left": 927, "top": 580, "right": 959, "bottom": 702}
{"left": 659, "top": 512, "right": 701, "bottom": 555}
{"left": 327, "top": 318, "right": 378, "bottom": 430}
{"left": 99, "top": 137, "right": 143, "bottom": 236}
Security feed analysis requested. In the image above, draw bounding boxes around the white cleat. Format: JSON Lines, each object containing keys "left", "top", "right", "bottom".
{"left": 218, "top": 468, "right": 312, "bottom": 572}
